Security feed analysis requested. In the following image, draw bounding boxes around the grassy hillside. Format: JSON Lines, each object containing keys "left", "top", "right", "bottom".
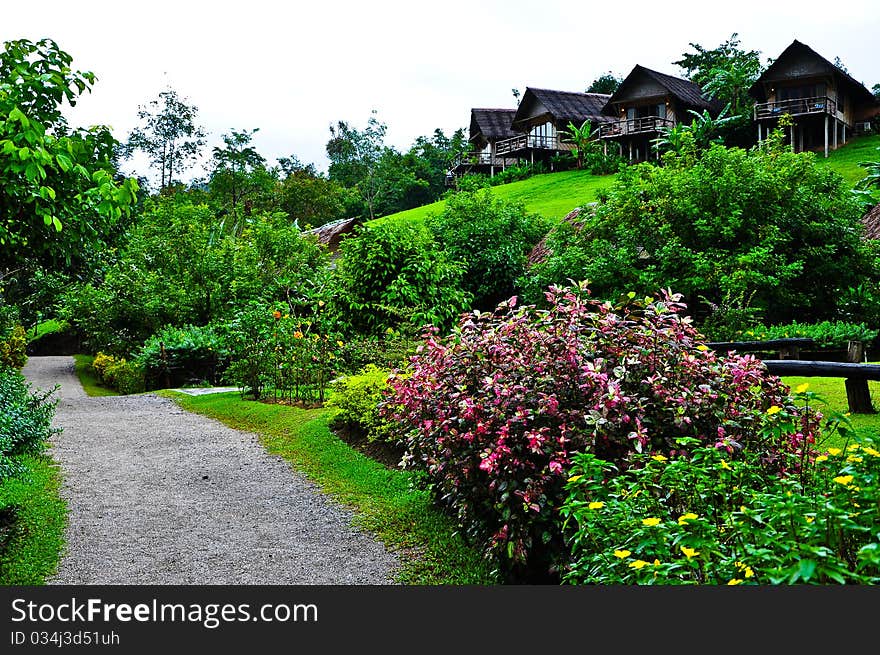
{"left": 371, "top": 169, "right": 617, "bottom": 226}
{"left": 372, "top": 133, "right": 879, "bottom": 229}
{"left": 816, "top": 133, "right": 880, "bottom": 186}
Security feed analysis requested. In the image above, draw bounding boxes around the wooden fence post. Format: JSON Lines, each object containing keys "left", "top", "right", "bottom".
{"left": 845, "top": 340, "right": 873, "bottom": 413}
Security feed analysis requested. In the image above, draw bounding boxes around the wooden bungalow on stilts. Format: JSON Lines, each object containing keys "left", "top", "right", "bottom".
{"left": 596, "top": 65, "right": 720, "bottom": 162}
{"left": 750, "top": 40, "right": 880, "bottom": 157}
{"left": 446, "top": 108, "right": 519, "bottom": 185}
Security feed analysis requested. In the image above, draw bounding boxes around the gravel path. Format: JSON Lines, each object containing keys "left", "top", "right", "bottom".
{"left": 22, "top": 356, "right": 399, "bottom": 584}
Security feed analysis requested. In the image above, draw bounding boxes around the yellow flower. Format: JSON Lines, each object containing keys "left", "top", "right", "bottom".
{"left": 848, "top": 444, "right": 861, "bottom": 451}
{"left": 740, "top": 505, "right": 747, "bottom": 513}
{"left": 847, "top": 455, "right": 863, "bottom": 463}
{"left": 744, "top": 567, "right": 754, "bottom": 578}
{"left": 293, "top": 331, "right": 303, "bottom": 339}
{"left": 833, "top": 475, "right": 854, "bottom": 486}
{"left": 805, "top": 516, "right": 815, "bottom": 524}
{"left": 720, "top": 460, "right": 732, "bottom": 470}
{"left": 766, "top": 405, "right": 782, "bottom": 415}
{"left": 653, "top": 559, "right": 661, "bottom": 566}
{"left": 863, "top": 447, "right": 880, "bottom": 457}
{"left": 588, "top": 501, "right": 604, "bottom": 510}
{"left": 613, "top": 549, "right": 631, "bottom": 559}
{"left": 567, "top": 475, "right": 582, "bottom": 483}
{"left": 796, "top": 383, "right": 809, "bottom": 393}
{"left": 815, "top": 455, "right": 828, "bottom": 462}
{"left": 642, "top": 517, "right": 661, "bottom": 527}
{"left": 680, "top": 546, "right": 699, "bottom": 559}
{"left": 337, "top": 340, "right": 345, "bottom": 348}
{"left": 650, "top": 454, "right": 667, "bottom": 462}
{"left": 696, "top": 345, "right": 709, "bottom": 351}
{"left": 628, "top": 560, "right": 650, "bottom": 569}
{"left": 727, "top": 578, "right": 743, "bottom": 586}
{"left": 827, "top": 448, "right": 842, "bottom": 456}
{"left": 678, "top": 512, "right": 699, "bottom": 525}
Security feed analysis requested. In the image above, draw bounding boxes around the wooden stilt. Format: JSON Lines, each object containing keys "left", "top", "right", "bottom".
{"left": 824, "top": 114, "right": 829, "bottom": 158}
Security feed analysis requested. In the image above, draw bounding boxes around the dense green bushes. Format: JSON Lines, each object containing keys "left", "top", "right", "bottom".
{"left": 562, "top": 416, "right": 880, "bottom": 584}
{"left": 91, "top": 352, "right": 145, "bottom": 395}
{"left": 0, "top": 367, "right": 58, "bottom": 481}
{"left": 426, "top": 191, "right": 550, "bottom": 310}
{"left": 330, "top": 364, "right": 398, "bottom": 444}
{"left": 524, "top": 138, "right": 874, "bottom": 328}
{"left": 722, "top": 320, "right": 878, "bottom": 349}
{"left": 329, "top": 221, "right": 471, "bottom": 335}
{"left": 137, "top": 324, "right": 228, "bottom": 389}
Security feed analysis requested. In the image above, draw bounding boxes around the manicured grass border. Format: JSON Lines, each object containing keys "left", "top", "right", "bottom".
{"left": 72, "top": 354, "right": 117, "bottom": 397}
{"left": 0, "top": 454, "right": 67, "bottom": 584}
{"left": 160, "top": 390, "right": 495, "bottom": 585}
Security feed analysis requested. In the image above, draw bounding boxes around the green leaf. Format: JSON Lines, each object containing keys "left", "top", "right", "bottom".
{"left": 55, "top": 152, "right": 72, "bottom": 172}
{"left": 52, "top": 216, "right": 62, "bottom": 232}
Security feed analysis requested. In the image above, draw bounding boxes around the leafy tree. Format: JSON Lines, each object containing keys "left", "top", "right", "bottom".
{"left": 329, "top": 221, "right": 471, "bottom": 335}
{"left": 125, "top": 87, "right": 207, "bottom": 191}
{"left": 873, "top": 84, "right": 880, "bottom": 102}
{"left": 208, "top": 128, "right": 276, "bottom": 232}
{"left": 0, "top": 38, "right": 138, "bottom": 289}
{"left": 586, "top": 73, "right": 622, "bottom": 95}
{"left": 654, "top": 105, "right": 734, "bottom": 154}
{"left": 674, "top": 32, "right": 763, "bottom": 141}
{"left": 277, "top": 167, "right": 348, "bottom": 228}
{"left": 326, "top": 110, "right": 387, "bottom": 219}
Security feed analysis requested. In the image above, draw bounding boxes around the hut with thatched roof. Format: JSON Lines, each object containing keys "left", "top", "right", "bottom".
{"left": 861, "top": 204, "right": 880, "bottom": 240}
{"left": 304, "top": 216, "right": 361, "bottom": 258}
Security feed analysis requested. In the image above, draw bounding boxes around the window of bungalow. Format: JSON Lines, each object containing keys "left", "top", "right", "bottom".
{"left": 529, "top": 121, "right": 556, "bottom": 147}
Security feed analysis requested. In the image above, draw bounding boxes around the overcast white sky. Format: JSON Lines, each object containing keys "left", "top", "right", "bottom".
{"left": 4, "top": 0, "right": 879, "bottom": 186}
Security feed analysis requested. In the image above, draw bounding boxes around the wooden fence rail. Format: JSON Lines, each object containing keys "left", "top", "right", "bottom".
{"left": 762, "top": 360, "right": 880, "bottom": 414}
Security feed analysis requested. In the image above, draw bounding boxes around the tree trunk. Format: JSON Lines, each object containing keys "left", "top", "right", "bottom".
{"left": 845, "top": 378, "right": 875, "bottom": 414}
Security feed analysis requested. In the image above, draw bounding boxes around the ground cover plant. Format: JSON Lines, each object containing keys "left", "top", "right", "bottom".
{"left": 385, "top": 283, "right": 821, "bottom": 581}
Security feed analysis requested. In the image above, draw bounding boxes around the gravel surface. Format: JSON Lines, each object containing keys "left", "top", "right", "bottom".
{"left": 22, "top": 356, "right": 400, "bottom": 585}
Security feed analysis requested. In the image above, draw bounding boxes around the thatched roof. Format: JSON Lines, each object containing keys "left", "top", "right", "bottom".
{"left": 862, "top": 204, "right": 880, "bottom": 240}
{"left": 527, "top": 206, "right": 588, "bottom": 266}
{"left": 512, "top": 88, "right": 613, "bottom": 131}
{"left": 304, "top": 216, "right": 360, "bottom": 253}
{"left": 749, "top": 40, "right": 879, "bottom": 109}
{"left": 603, "top": 65, "right": 717, "bottom": 115}
{"left": 470, "top": 108, "right": 517, "bottom": 142}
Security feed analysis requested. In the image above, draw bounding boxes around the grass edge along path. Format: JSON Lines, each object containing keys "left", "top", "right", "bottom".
{"left": 0, "top": 454, "right": 67, "bottom": 584}
{"left": 160, "top": 390, "right": 495, "bottom": 585}
{"left": 72, "top": 354, "right": 117, "bottom": 397}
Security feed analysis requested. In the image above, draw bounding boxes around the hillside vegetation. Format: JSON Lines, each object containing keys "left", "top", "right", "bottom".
{"left": 374, "top": 134, "right": 880, "bottom": 229}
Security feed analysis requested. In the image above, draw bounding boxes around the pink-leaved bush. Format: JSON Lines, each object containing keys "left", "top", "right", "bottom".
{"left": 383, "top": 282, "right": 820, "bottom": 580}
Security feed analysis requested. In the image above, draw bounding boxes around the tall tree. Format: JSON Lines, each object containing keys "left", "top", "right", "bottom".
{"left": 674, "top": 33, "right": 763, "bottom": 116}
{"left": 125, "top": 87, "right": 207, "bottom": 191}
{"left": 208, "top": 128, "right": 269, "bottom": 224}
{"left": 326, "top": 110, "right": 387, "bottom": 219}
{"left": 586, "top": 73, "right": 622, "bottom": 95}
{"left": 0, "top": 38, "right": 138, "bottom": 277}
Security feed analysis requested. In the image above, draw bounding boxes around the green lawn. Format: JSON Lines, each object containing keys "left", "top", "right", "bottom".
{"left": 72, "top": 354, "right": 117, "bottom": 397}
{"left": 816, "top": 133, "right": 880, "bottom": 188}
{"left": 162, "top": 390, "right": 495, "bottom": 584}
{"left": 373, "top": 169, "right": 618, "bottom": 226}
{"left": 0, "top": 454, "right": 67, "bottom": 584}
{"left": 782, "top": 374, "right": 880, "bottom": 448}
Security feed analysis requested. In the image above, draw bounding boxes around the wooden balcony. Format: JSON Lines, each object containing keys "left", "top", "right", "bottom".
{"left": 494, "top": 134, "right": 575, "bottom": 156}
{"left": 754, "top": 95, "right": 837, "bottom": 121}
{"left": 597, "top": 116, "right": 675, "bottom": 139}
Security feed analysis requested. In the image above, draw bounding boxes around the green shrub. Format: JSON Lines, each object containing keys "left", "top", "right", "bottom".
{"left": 729, "top": 320, "right": 879, "bottom": 349}
{"left": 90, "top": 351, "right": 144, "bottom": 395}
{"left": 525, "top": 140, "right": 874, "bottom": 324}
{"left": 330, "top": 221, "right": 472, "bottom": 335}
{"left": 137, "top": 324, "right": 229, "bottom": 389}
{"left": 337, "top": 332, "right": 418, "bottom": 374}
{"left": 561, "top": 407, "right": 880, "bottom": 584}
{"left": 330, "top": 365, "right": 399, "bottom": 444}
{"left": 0, "top": 367, "right": 58, "bottom": 481}
{"left": 0, "top": 326, "right": 27, "bottom": 369}
{"left": 427, "top": 190, "right": 550, "bottom": 310}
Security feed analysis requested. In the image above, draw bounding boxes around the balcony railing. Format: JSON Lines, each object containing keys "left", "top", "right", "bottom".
{"left": 754, "top": 95, "right": 837, "bottom": 121}
{"left": 597, "top": 116, "right": 675, "bottom": 139}
{"left": 494, "top": 134, "right": 575, "bottom": 156}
